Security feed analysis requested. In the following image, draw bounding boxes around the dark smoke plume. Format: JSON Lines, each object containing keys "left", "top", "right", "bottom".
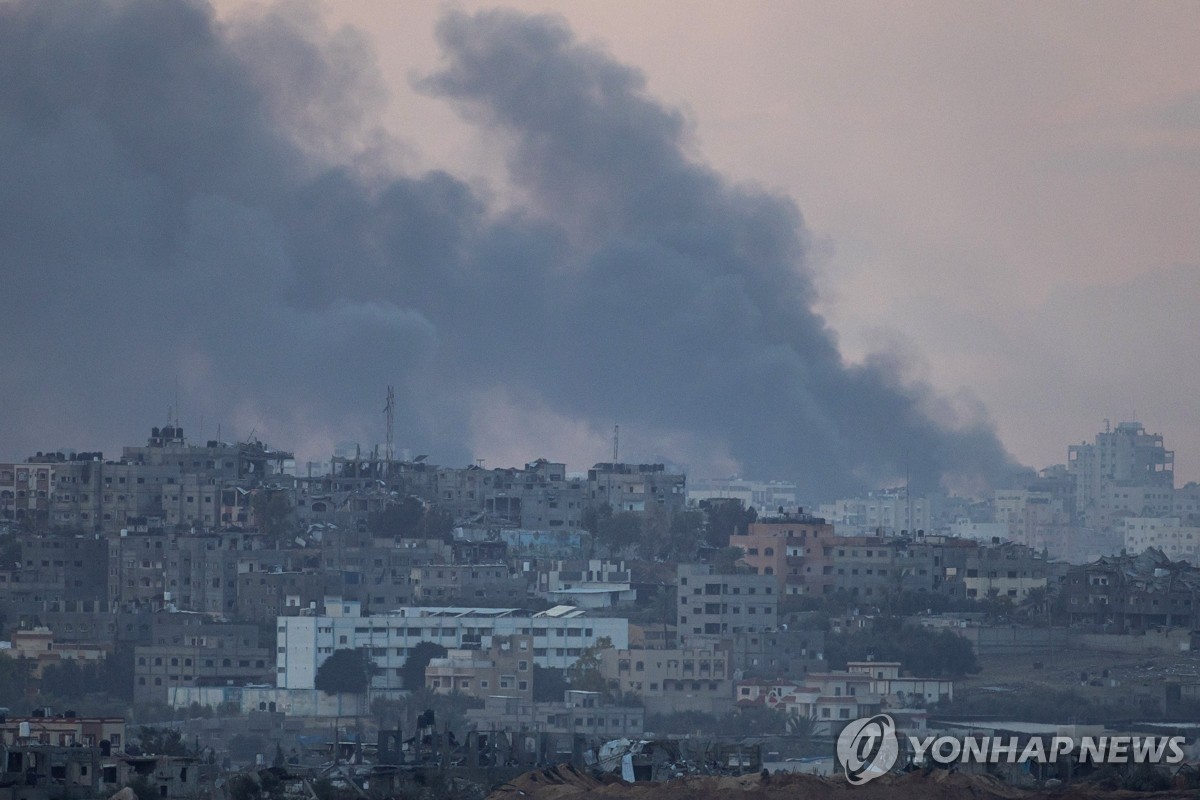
{"left": 0, "top": 1, "right": 1019, "bottom": 497}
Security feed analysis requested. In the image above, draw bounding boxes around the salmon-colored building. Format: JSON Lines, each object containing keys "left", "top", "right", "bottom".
{"left": 729, "top": 511, "right": 837, "bottom": 596}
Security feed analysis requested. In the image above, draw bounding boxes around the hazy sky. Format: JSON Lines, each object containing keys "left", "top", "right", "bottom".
{"left": 2, "top": 0, "right": 1197, "bottom": 493}
{"left": 278, "top": 0, "right": 1200, "bottom": 481}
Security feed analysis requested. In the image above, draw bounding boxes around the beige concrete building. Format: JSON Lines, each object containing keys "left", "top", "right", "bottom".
{"left": 425, "top": 634, "right": 535, "bottom": 703}
{"left": 599, "top": 642, "right": 734, "bottom": 716}
{"left": 676, "top": 564, "right": 778, "bottom": 640}
{"left": 845, "top": 661, "right": 954, "bottom": 705}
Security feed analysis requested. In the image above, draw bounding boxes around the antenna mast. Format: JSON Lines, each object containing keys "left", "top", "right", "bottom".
{"left": 384, "top": 386, "right": 395, "bottom": 462}
{"left": 613, "top": 424, "right": 619, "bottom": 464}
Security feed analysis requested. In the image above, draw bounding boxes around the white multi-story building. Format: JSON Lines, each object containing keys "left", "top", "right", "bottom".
{"left": 1122, "top": 517, "right": 1200, "bottom": 560}
{"left": 1068, "top": 421, "right": 1174, "bottom": 521}
{"left": 537, "top": 559, "right": 636, "bottom": 609}
{"left": 276, "top": 605, "right": 629, "bottom": 690}
{"left": 992, "top": 489, "right": 1071, "bottom": 550}
{"left": 819, "top": 491, "right": 931, "bottom": 537}
{"left": 1175, "top": 483, "right": 1200, "bottom": 527}
{"left": 687, "top": 478, "right": 799, "bottom": 515}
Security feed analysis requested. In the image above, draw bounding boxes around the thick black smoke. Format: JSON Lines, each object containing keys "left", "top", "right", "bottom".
{"left": 0, "top": 1, "right": 1019, "bottom": 496}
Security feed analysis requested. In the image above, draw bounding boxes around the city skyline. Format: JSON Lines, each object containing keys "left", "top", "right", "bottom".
{"left": 2, "top": 1, "right": 1198, "bottom": 490}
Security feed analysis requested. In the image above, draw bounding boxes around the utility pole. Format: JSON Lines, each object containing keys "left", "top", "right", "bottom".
{"left": 609, "top": 425, "right": 619, "bottom": 509}
{"left": 384, "top": 385, "right": 395, "bottom": 466}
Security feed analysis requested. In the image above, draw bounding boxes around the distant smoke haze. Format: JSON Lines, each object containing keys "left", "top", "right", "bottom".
{"left": 0, "top": 1, "right": 1020, "bottom": 497}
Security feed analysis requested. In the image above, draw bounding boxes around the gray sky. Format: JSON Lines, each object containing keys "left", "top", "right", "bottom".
{"left": 2, "top": 0, "right": 1197, "bottom": 492}
{"left": 285, "top": 0, "right": 1200, "bottom": 482}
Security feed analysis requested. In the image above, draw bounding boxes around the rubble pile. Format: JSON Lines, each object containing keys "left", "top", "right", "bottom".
{"left": 488, "top": 765, "right": 1200, "bottom": 800}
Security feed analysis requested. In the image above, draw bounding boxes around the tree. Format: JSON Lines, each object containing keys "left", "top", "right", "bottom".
{"left": 100, "top": 643, "right": 136, "bottom": 701}
{"left": 665, "top": 510, "right": 705, "bottom": 560}
{"left": 400, "top": 641, "right": 447, "bottom": 691}
{"left": 596, "top": 513, "right": 642, "bottom": 557}
{"left": 0, "top": 653, "right": 34, "bottom": 711}
{"left": 824, "top": 620, "right": 979, "bottom": 678}
{"left": 711, "top": 545, "right": 747, "bottom": 574}
{"left": 625, "top": 585, "right": 675, "bottom": 627}
{"left": 314, "top": 649, "right": 376, "bottom": 696}
{"left": 567, "top": 637, "right": 614, "bottom": 695}
{"left": 35, "top": 644, "right": 135, "bottom": 712}
{"left": 701, "top": 499, "right": 757, "bottom": 547}
{"left": 136, "top": 727, "right": 191, "bottom": 756}
{"left": 730, "top": 704, "right": 787, "bottom": 735}
{"left": 532, "top": 665, "right": 569, "bottom": 702}
{"left": 786, "top": 713, "right": 818, "bottom": 748}
{"left": 581, "top": 502, "right": 613, "bottom": 537}
{"left": 637, "top": 502, "right": 670, "bottom": 560}
{"left": 39, "top": 658, "right": 86, "bottom": 699}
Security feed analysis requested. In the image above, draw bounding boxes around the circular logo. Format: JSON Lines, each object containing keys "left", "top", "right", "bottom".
{"left": 836, "top": 714, "right": 899, "bottom": 785}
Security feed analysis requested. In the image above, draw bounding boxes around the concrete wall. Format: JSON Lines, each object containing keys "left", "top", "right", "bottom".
{"left": 954, "top": 624, "right": 1192, "bottom": 657}
{"left": 958, "top": 626, "right": 1068, "bottom": 655}
{"left": 1069, "top": 628, "right": 1192, "bottom": 654}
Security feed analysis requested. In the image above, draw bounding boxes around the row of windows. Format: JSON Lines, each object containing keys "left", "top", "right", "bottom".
{"left": 139, "top": 656, "right": 266, "bottom": 668}
{"left": 308, "top": 625, "right": 596, "bottom": 640}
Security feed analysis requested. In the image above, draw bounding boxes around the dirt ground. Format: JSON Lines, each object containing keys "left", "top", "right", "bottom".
{"left": 487, "top": 764, "right": 1198, "bottom": 800}
{"left": 958, "top": 646, "right": 1200, "bottom": 700}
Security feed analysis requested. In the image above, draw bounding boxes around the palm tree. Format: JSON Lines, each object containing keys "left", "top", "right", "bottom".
{"left": 786, "top": 713, "right": 818, "bottom": 751}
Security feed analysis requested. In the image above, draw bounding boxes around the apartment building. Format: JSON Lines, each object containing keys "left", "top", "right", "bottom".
{"left": 730, "top": 512, "right": 836, "bottom": 596}
{"left": 1068, "top": 421, "right": 1174, "bottom": 525}
{"left": 425, "top": 634, "right": 535, "bottom": 702}
{"left": 134, "top": 617, "right": 272, "bottom": 704}
{"left": 0, "top": 461, "right": 55, "bottom": 525}
{"left": 537, "top": 559, "right": 635, "bottom": 608}
{"left": 599, "top": 641, "right": 734, "bottom": 715}
{"left": 1063, "top": 548, "right": 1200, "bottom": 631}
{"left": 1122, "top": 517, "right": 1200, "bottom": 560}
{"left": 675, "top": 564, "right": 777, "bottom": 640}
{"left": 687, "top": 478, "right": 798, "bottom": 515}
{"left": 587, "top": 463, "right": 685, "bottom": 516}
{"left": 276, "top": 605, "right": 629, "bottom": 689}
{"left": 690, "top": 628, "right": 826, "bottom": 680}
{"left": 818, "top": 491, "right": 932, "bottom": 538}
{"left": 410, "top": 563, "right": 528, "bottom": 607}
{"left": 940, "top": 540, "right": 1049, "bottom": 601}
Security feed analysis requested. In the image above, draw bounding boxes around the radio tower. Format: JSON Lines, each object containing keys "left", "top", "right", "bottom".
{"left": 384, "top": 386, "right": 395, "bottom": 462}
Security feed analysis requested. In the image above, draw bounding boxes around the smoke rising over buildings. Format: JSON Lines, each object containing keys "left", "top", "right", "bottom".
{"left": 0, "top": 0, "right": 1018, "bottom": 496}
